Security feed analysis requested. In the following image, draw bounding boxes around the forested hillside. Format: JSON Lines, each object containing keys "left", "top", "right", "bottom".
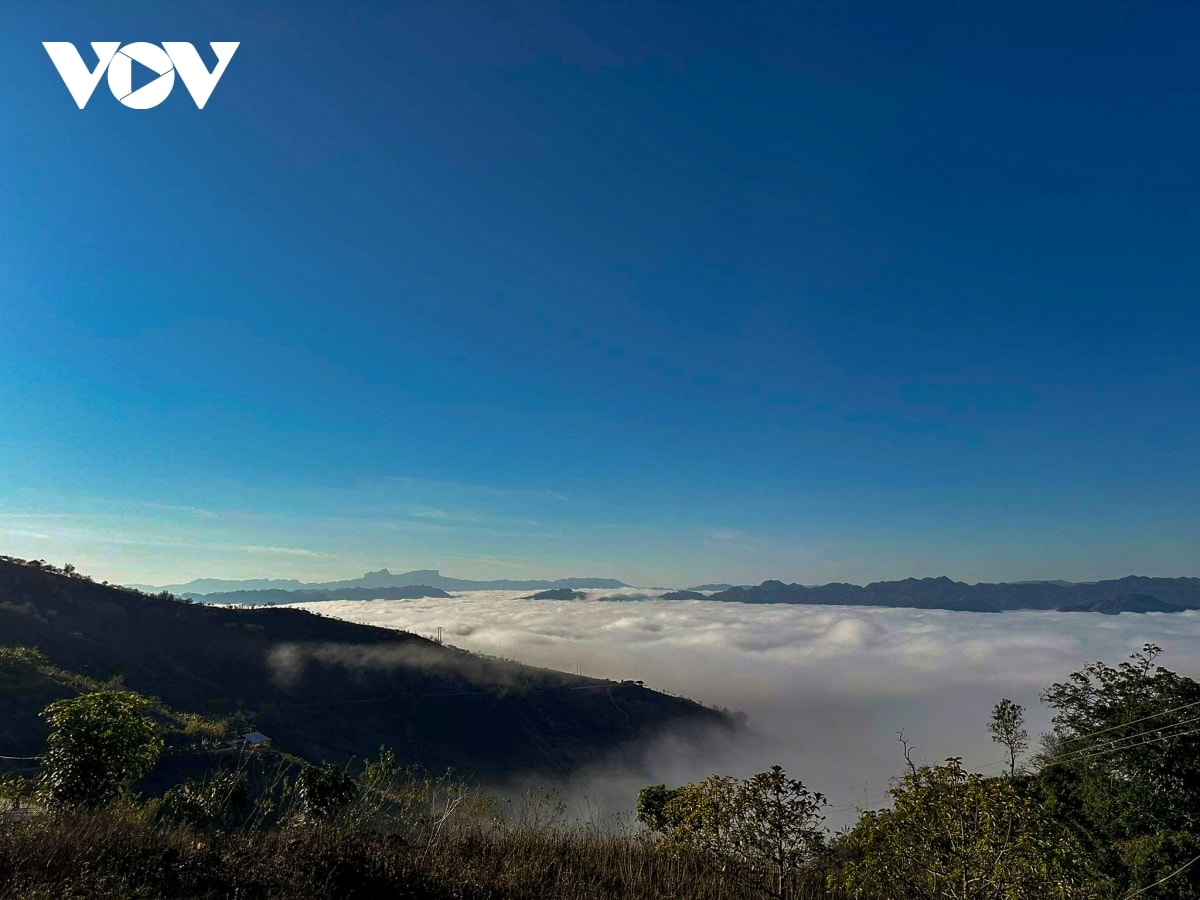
{"left": 0, "top": 556, "right": 730, "bottom": 777}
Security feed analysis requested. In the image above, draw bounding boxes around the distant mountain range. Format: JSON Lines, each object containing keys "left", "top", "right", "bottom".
{"left": 196, "top": 585, "right": 454, "bottom": 606}
{"left": 129, "top": 569, "right": 1200, "bottom": 614}
{"left": 128, "top": 568, "right": 629, "bottom": 598}
{"left": 708, "top": 576, "right": 1200, "bottom": 613}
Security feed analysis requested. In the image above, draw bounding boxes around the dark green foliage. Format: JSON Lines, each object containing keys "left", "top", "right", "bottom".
{"left": 636, "top": 783, "right": 683, "bottom": 833}
{"left": 0, "top": 646, "right": 49, "bottom": 670}
{"left": 295, "top": 763, "right": 358, "bottom": 821}
{"left": 38, "top": 690, "right": 163, "bottom": 809}
{"left": 162, "top": 769, "right": 252, "bottom": 830}
{"left": 1037, "top": 644, "right": 1200, "bottom": 897}
{"left": 837, "top": 758, "right": 1101, "bottom": 899}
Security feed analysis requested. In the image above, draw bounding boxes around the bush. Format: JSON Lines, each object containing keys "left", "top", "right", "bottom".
{"left": 38, "top": 690, "right": 163, "bottom": 809}
{"left": 293, "top": 763, "right": 358, "bottom": 822}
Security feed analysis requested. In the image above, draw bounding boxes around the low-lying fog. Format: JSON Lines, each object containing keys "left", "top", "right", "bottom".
{"left": 292, "top": 590, "right": 1200, "bottom": 828}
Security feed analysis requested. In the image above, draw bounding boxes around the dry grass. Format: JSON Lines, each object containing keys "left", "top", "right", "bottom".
{"left": 0, "top": 779, "right": 841, "bottom": 899}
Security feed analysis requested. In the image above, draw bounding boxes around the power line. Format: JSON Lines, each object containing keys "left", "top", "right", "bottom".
{"left": 1057, "top": 697, "right": 1200, "bottom": 746}
{"left": 829, "top": 710, "right": 1200, "bottom": 815}
{"left": 1123, "top": 851, "right": 1200, "bottom": 899}
{"left": 967, "top": 703, "right": 1200, "bottom": 778}
{"left": 1050, "top": 723, "right": 1200, "bottom": 771}
{"left": 1064, "top": 712, "right": 1200, "bottom": 758}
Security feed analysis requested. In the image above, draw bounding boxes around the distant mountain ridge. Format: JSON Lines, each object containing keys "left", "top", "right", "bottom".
{"left": 1057, "top": 592, "right": 1181, "bottom": 615}
{"left": 708, "top": 575, "right": 1200, "bottom": 613}
{"left": 197, "top": 585, "right": 453, "bottom": 606}
{"left": 131, "top": 570, "right": 1200, "bottom": 614}
{"left": 133, "top": 568, "right": 629, "bottom": 597}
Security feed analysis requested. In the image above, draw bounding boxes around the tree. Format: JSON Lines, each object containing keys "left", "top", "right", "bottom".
{"left": 636, "top": 783, "right": 683, "bottom": 834}
{"left": 988, "top": 697, "right": 1029, "bottom": 777}
{"left": 732, "top": 766, "right": 827, "bottom": 899}
{"left": 39, "top": 690, "right": 163, "bottom": 809}
{"left": 644, "top": 767, "right": 826, "bottom": 899}
{"left": 838, "top": 758, "right": 1099, "bottom": 900}
{"left": 1037, "top": 644, "right": 1200, "bottom": 897}
{"left": 658, "top": 773, "right": 741, "bottom": 856}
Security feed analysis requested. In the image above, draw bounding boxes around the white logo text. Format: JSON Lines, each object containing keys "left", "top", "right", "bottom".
{"left": 43, "top": 42, "right": 240, "bottom": 109}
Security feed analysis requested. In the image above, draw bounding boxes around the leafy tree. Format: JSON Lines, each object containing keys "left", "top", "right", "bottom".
{"left": 645, "top": 766, "right": 826, "bottom": 898}
{"left": 838, "top": 757, "right": 1100, "bottom": 900}
{"left": 732, "top": 766, "right": 827, "bottom": 898}
{"left": 988, "top": 697, "right": 1029, "bottom": 777}
{"left": 39, "top": 690, "right": 163, "bottom": 809}
{"left": 636, "top": 783, "right": 683, "bottom": 834}
{"left": 658, "top": 773, "right": 741, "bottom": 856}
{"left": 1037, "top": 644, "right": 1200, "bottom": 897}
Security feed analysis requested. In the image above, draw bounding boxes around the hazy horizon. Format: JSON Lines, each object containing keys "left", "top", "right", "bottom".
{"left": 115, "top": 564, "right": 1191, "bottom": 595}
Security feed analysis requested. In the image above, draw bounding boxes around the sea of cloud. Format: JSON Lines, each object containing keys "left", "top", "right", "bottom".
{"left": 292, "top": 590, "right": 1200, "bottom": 827}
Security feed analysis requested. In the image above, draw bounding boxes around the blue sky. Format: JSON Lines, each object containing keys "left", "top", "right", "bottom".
{"left": 2, "top": 1, "right": 1199, "bottom": 587}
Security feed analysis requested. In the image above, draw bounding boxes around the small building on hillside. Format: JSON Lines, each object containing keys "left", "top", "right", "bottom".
{"left": 227, "top": 730, "right": 270, "bottom": 750}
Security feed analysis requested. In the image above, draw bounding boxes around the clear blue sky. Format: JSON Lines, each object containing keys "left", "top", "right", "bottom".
{"left": 3, "top": 1, "right": 1199, "bottom": 587}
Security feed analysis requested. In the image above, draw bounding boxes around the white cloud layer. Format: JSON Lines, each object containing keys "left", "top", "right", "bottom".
{"left": 293, "top": 591, "right": 1200, "bottom": 826}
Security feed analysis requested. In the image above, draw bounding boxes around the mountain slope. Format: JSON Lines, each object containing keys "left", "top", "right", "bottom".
{"left": 1057, "top": 592, "right": 1179, "bottom": 614}
{"left": 0, "top": 558, "right": 729, "bottom": 778}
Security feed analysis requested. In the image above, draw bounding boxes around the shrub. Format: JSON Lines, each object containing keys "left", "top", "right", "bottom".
{"left": 38, "top": 689, "right": 163, "bottom": 809}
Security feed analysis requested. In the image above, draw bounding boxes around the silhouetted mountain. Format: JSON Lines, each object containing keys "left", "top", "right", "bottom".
{"left": 520, "top": 588, "right": 586, "bottom": 601}
{"left": 128, "top": 577, "right": 307, "bottom": 594}
{"left": 707, "top": 575, "right": 1200, "bottom": 613}
{"left": 150, "top": 568, "right": 628, "bottom": 597}
{"left": 197, "top": 586, "right": 453, "bottom": 606}
{"left": 0, "top": 557, "right": 730, "bottom": 778}
{"left": 1057, "top": 593, "right": 1179, "bottom": 615}
{"left": 689, "top": 583, "right": 737, "bottom": 592}
{"left": 660, "top": 590, "right": 708, "bottom": 600}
